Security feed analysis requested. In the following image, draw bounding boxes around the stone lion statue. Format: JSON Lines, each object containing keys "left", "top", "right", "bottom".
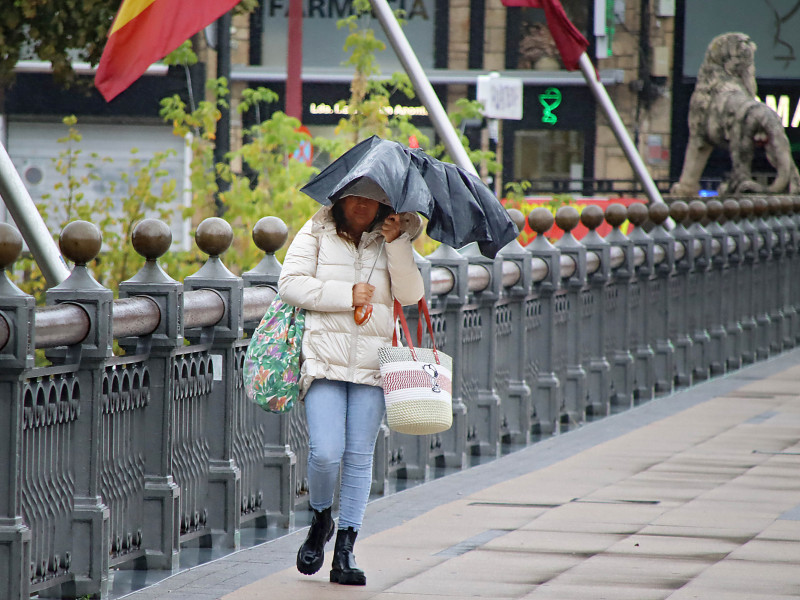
{"left": 671, "top": 32, "right": 800, "bottom": 196}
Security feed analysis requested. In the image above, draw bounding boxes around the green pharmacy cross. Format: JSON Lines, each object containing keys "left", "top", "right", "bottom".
{"left": 539, "top": 87, "right": 562, "bottom": 125}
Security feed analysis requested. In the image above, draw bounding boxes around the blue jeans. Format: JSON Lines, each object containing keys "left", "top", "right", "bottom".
{"left": 304, "top": 379, "right": 385, "bottom": 530}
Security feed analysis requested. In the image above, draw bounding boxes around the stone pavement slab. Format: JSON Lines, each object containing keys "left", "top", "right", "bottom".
{"left": 114, "top": 347, "right": 800, "bottom": 600}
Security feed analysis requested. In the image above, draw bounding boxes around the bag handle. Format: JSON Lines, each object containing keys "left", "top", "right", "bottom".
{"left": 392, "top": 298, "right": 442, "bottom": 365}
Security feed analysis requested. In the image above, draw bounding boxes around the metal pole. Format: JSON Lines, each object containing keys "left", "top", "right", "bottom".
{"left": 578, "top": 52, "right": 665, "bottom": 205}
{"left": 368, "top": 0, "right": 478, "bottom": 177}
{"left": 286, "top": 0, "right": 303, "bottom": 119}
{"left": 0, "top": 141, "right": 69, "bottom": 286}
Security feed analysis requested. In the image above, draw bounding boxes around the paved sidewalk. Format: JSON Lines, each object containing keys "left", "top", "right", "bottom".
{"left": 116, "top": 347, "right": 800, "bottom": 600}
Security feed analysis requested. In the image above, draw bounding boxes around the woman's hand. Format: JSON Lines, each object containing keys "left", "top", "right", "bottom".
{"left": 352, "top": 282, "right": 375, "bottom": 307}
{"left": 381, "top": 213, "right": 402, "bottom": 243}
{"left": 353, "top": 282, "right": 375, "bottom": 325}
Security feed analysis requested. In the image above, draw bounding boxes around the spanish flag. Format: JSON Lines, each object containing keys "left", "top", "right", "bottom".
{"left": 95, "top": 0, "right": 241, "bottom": 102}
{"left": 500, "top": 0, "right": 588, "bottom": 71}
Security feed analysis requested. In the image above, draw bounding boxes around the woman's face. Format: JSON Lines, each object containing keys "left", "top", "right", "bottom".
{"left": 340, "top": 195, "right": 380, "bottom": 233}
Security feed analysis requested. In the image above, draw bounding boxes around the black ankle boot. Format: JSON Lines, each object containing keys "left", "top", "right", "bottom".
{"left": 296, "top": 507, "right": 335, "bottom": 575}
{"left": 330, "top": 527, "right": 366, "bottom": 585}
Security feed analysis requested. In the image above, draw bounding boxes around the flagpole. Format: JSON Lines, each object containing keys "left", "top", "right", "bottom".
{"left": 0, "top": 142, "right": 70, "bottom": 286}
{"left": 368, "top": 0, "right": 479, "bottom": 177}
{"left": 577, "top": 52, "right": 665, "bottom": 204}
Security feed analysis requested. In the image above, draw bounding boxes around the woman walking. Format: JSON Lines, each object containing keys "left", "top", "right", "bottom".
{"left": 278, "top": 182, "right": 424, "bottom": 585}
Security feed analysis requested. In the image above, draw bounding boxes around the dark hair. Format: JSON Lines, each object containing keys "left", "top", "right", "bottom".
{"left": 332, "top": 199, "right": 393, "bottom": 243}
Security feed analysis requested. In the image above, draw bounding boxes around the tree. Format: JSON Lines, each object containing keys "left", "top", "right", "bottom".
{"left": 0, "top": 0, "right": 121, "bottom": 89}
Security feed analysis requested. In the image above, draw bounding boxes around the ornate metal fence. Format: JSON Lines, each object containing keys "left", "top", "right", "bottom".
{"left": 1, "top": 195, "right": 799, "bottom": 598}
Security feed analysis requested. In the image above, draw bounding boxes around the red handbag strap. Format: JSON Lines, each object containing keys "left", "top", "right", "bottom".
{"left": 392, "top": 298, "right": 441, "bottom": 364}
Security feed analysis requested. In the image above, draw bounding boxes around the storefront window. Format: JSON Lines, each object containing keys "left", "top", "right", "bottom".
{"left": 507, "top": 0, "right": 589, "bottom": 70}
{"left": 513, "top": 129, "right": 584, "bottom": 184}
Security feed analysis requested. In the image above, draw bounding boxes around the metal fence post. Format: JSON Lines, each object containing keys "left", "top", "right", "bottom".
{"left": 669, "top": 202, "right": 694, "bottom": 388}
{"left": 117, "top": 219, "right": 183, "bottom": 570}
{"left": 703, "top": 200, "right": 730, "bottom": 377}
{"left": 736, "top": 199, "right": 759, "bottom": 363}
{"left": 603, "top": 204, "right": 635, "bottom": 409}
{"left": 43, "top": 221, "right": 113, "bottom": 598}
{"left": 0, "top": 224, "right": 33, "bottom": 600}
{"left": 426, "top": 245, "right": 469, "bottom": 469}
{"left": 721, "top": 200, "right": 745, "bottom": 371}
{"left": 766, "top": 197, "right": 788, "bottom": 353}
{"left": 242, "top": 217, "right": 299, "bottom": 528}
{"left": 460, "top": 244, "right": 501, "bottom": 457}
{"left": 495, "top": 210, "right": 533, "bottom": 445}
{"left": 183, "top": 218, "right": 244, "bottom": 549}
{"left": 686, "top": 201, "right": 713, "bottom": 381}
{"left": 751, "top": 198, "right": 774, "bottom": 361}
{"left": 780, "top": 197, "right": 799, "bottom": 347}
{"left": 647, "top": 203, "right": 675, "bottom": 395}
{"left": 626, "top": 203, "right": 656, "bottom": 402}
{"left": 553, "top": 206, "right": 587, "bottom": 428}
{"left": 577, "top": 205, "right": 611, "bottom": 417}
{"left": 524, "top": 208, "right": 561, "bottom": 436}
{"left": 387, "top": 250, "right": 435, "bottom": 483}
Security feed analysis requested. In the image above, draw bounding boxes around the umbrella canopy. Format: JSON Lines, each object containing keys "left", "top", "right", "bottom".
{"left": 300, "top": 136, "right": 518, "bottom": 258}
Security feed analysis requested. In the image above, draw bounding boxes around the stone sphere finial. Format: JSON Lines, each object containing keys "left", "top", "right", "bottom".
{"left": 739, "top": 198, "right": 754, "bottom": 218}
{"left": 528, "top": 207, "right": 554, "bottom": 235}
{"left": 794, "top": 197, "right": 800, "bottom": 214}
{"left": 688, "top": 200, "right": 707, "bottom": 223}
{"left": 706, "top": 200, "right": 723, "bottom": 221}
{"left": 767, "top": 196, "right": 782, "bottom": 215}
{"left": 0, "top": 223, "right": 23, "bottom": 270}
{"left": 722, "top": 199, "right": 740, "bottom": 220}
{"left": 59, "top": 220, "right": 102, "bottom": 266}
{"left": 506, "top": 209, "right": 525, "bottom": 235}
{"left": 131, "top": 218, "right": 172, "bottom": 261}
{"left": 780, "top": 196, "right": 794, "bottom": 214}
{"left": 669, "top": 201, "right": 689, "bottom": 224}
{"left": 627, "top": 202, "right": 649, "bottom": 227}
{"left": 555, "top": 205, "right": 580, "bottom": 233}
{"left": 604, "top": 203, "right": 627, "bottom": 228}
{"left": 195, "top": 217, "right": 233, "bottom": 257}
{"left": 579, "top": 204, "right": 604, "bottom": 231}
{"left": 252, "top": 216, "right": 289, "bottom": 254}
{"left": 752, "top": 197, "right": 768, "bottom": 217}
{"left": 649, "top": 202, "right": 670, "bottom": 226}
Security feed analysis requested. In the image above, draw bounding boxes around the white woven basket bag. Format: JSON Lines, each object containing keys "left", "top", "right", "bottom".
{"left": 378, "top": 299, "right": 453, "bottom": 435}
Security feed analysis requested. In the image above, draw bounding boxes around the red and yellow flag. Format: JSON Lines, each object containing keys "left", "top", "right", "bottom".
{"left": 95, "top": 0, "right": 240, "bottom": 102}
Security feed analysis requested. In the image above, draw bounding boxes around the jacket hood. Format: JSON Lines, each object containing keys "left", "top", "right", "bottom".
{"left": 311, "top": 205, "right": 424, "bottom": 241}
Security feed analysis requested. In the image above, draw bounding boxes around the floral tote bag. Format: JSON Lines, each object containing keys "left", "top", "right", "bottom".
{"left": 243, "top": 293, "right": 305, "bottom": 413}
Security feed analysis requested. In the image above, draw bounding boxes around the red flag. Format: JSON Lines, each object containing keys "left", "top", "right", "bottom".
{"left": 500, "top": 0, "right": 588, "bottom": 71}
{"left": 95, "top": 0, "right": 241, "bottom": 102}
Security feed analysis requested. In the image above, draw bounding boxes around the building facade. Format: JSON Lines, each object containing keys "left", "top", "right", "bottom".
{"left": 2, "top": 0, "right": 799, "bottom": 212}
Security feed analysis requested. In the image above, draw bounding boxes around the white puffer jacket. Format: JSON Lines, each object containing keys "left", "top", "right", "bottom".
{"left": 277, "top": 206, "right": 425, "bottom": 398}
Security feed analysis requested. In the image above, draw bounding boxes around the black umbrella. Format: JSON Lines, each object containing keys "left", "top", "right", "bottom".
{"left": 300, "top": 135, "right": 518, "bottom": 258}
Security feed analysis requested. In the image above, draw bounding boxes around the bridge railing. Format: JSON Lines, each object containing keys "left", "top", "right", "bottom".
{"left": 0, "top": 195, "right": 798, "bottom": 598}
